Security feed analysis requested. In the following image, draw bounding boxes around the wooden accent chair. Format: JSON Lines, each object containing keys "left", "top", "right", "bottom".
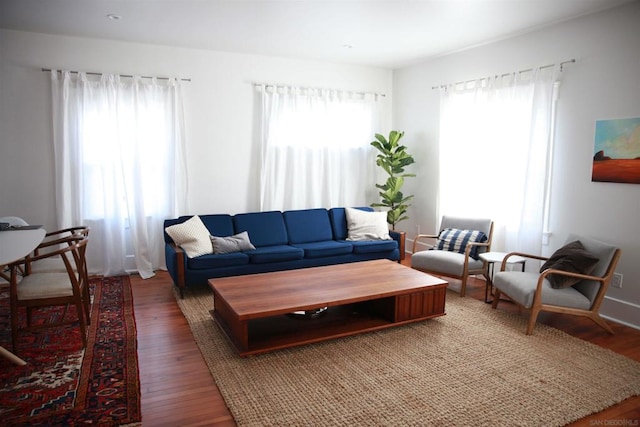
{"left": 491, "top": 234, "right": 621, "bottom": 335}
{"left": 8, "top": 232, "right": 91, "bottom": 353}
{"left": 411, "top": 216, "right": 493, "bottom": 297}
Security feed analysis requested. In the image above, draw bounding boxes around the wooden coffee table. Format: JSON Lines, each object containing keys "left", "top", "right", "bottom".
{"left": 208, "top": 259, "right": 448, "bottom": 356}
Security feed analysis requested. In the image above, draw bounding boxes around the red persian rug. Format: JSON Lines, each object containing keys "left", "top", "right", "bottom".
{"left": 0, "top": 275, "right": 141, "bottom": 426}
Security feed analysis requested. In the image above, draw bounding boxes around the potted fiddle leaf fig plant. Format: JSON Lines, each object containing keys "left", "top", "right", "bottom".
{"left": 370, "top": 130, "right": 415, "bottom": 231}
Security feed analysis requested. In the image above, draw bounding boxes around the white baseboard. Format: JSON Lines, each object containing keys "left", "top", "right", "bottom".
{"left": 600, "top": 296, "right": 640, "bottom": 330}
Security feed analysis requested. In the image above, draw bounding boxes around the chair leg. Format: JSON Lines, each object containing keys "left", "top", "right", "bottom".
{"left": 11, "top": 308, "right": 19, "bottom": 354}
{"left": 75, "top": 299, "right": 88, "bottom": 348}
{"left": 591, "top": 314, "right": 615, "bottom": 334}
{"left": 526, "top": 307, "right": 541, "bottom": 335}
{"left": 460, "top": 275, "right": 467, "bottom": 298}
{"left": 82, "top": 285, "right": 91, "bottom": 325}
{"left": 491, "top": 289, "right": 501, "bottom": 309}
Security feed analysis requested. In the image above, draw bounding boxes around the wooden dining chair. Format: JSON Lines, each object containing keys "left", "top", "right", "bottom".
{"left": 8, "top": 233, "right": 91, "bottom": 354}
{"left": 28, "top": 226, "right": 90, "bottom": 275}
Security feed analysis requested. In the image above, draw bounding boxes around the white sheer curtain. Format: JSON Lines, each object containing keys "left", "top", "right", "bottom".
{"left": 258, "top": 85, "right": 382, "bottom": 211}
{"left": 438, "top": 65, "right": 559, "bottom": 255}
{"left": 51, "top": 71, "right": 188, "bottom": 278}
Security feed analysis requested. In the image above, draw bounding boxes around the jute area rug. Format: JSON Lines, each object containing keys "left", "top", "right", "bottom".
{"left": 176, "top": 284, "right": 640, "bottom": 426}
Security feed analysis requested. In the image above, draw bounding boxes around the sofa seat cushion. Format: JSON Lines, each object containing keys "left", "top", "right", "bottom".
{"left": 292, "top": 241, "right": 353, "bottom": 258}
{"left": 338, "top": 239, "right": 398, "bottom": 254}
{"left": 411, "top": 250, "right": 484, "bottom": 276}
{"left": 188, "top": 252, "right": 250, "bottom": 269}
{"left": 246, "top": 245, "right": 304, "bottom": 264}
{"left": 493, "top": 271, "right": 592, "bottom": 310}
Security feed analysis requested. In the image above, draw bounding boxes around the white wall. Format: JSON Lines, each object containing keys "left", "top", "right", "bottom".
{"left": 0, "top": 29, "right": 392, "bottom": 226}
{"left": 393, "top": 2, "right": 640, "bottom": 328}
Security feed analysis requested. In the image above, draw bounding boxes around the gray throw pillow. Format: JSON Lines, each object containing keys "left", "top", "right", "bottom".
{"left": 540, "top": 240, "right": 599, "bottom": 289}
{"left": 210, "top": 231, "right": 256, "bottom": 254}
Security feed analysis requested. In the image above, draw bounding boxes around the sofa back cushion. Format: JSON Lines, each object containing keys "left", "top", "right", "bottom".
{"left": 200, "top": 214, "right": 235, "bottom": 237}
{"left": 283, "top": 208, "right": 333, "bottom": 244}
{"left": 233, "top": 211, "right": 288, "bottom": 247}
{"left": 329, "top": 207, "right": 373, "bottom": 240}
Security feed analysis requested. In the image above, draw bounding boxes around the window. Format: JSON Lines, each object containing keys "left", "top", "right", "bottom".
{"left": 51, "top": 71, "right": 187, "bottom": 278}
{"left": 438, "top": 66, "right": 559, "bottom": 254}
{"left": 258, "top": 85, "right": 383, "bottom": 210}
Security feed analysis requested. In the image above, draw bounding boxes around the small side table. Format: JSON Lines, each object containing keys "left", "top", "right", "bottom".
{"left": 479, "top": 251, "right": 526, "bottom": 304}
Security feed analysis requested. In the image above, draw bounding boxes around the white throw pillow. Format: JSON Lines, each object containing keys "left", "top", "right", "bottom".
{"left": 164, "top": 215, "right": 212, "bottom": 258}
{"left": 211, "top": 231, "right": 256, "bottom": 254}
{"left": 345, "top": 208, "right": 391, "bottom": 241}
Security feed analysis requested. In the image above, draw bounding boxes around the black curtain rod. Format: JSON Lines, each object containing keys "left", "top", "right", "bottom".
{"left": 42, "top": 68, "right": 191, "bottom": 82}
{"left": 431, "top": 59, "right": 575, "bottom": 90}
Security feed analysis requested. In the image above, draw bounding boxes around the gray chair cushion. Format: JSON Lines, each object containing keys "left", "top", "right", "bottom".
{"left": 566, "top": 234, "right": 618, "bottom": 302}
{"left": 411, "top": 250, "right": 484, "bottom": 276}
{"left": 441, "top": 216, "right": 492, "bottom": 237}
{"left": 493, "top": 271, "right": 591, "bottom": 310}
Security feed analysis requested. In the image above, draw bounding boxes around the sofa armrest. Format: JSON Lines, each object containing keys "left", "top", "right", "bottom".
{"left": 389, "top": 230, "right": 406, "bottom": 262}
{"left": 165, "top": 242, "right": 187, "bottom": 297}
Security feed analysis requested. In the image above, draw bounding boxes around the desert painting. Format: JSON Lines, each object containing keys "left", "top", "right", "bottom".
{"left": 592, "top": 117, "right": 640, "bottom": 184}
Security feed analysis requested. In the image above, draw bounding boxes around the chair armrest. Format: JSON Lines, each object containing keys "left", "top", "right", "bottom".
{"left": 44, "top": 226, "right": 88, "bottom": 239}
{"left": 10, "top": 235, "right": 83, "bottom": 269}
{"left": 533, "top": 268, "right": 607, "bottom": 305}
{"left": 412, "top": 233, "right": 439, "bottom": 253}
{"left": 500, "top": 252, "right": 548, "bottom": 271}
{"left": 539, "top": 268, "right": 605, "bottom": 284}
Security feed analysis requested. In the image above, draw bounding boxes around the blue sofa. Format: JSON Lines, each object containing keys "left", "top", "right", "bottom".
{"left": 164, "top": 207, "right": 401, "bottom": 296}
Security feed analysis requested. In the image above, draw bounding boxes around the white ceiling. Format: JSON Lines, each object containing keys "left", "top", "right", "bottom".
{"left": 0, "top": 0, "right": 633, "bottom": 69}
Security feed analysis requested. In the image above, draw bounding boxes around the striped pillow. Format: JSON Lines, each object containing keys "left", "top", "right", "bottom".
{"left": 434, "top": 228, "right": 487, "bottom": 260}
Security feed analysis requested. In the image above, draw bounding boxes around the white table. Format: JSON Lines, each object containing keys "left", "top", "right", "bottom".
{"left": 479, "top": 251, "right": 526, "bottom": 304}
{"left": 0, "top": 227, "right": 46, "bottom": 365}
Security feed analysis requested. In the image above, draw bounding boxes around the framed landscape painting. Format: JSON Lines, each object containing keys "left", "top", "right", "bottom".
{"left": 592, "top": 116, "right": 640, "bottom": 184}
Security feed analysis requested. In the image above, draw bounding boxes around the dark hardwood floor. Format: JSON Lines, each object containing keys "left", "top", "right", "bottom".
{"left": 131, "top": 256, "right": 640, "bottom": 426}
